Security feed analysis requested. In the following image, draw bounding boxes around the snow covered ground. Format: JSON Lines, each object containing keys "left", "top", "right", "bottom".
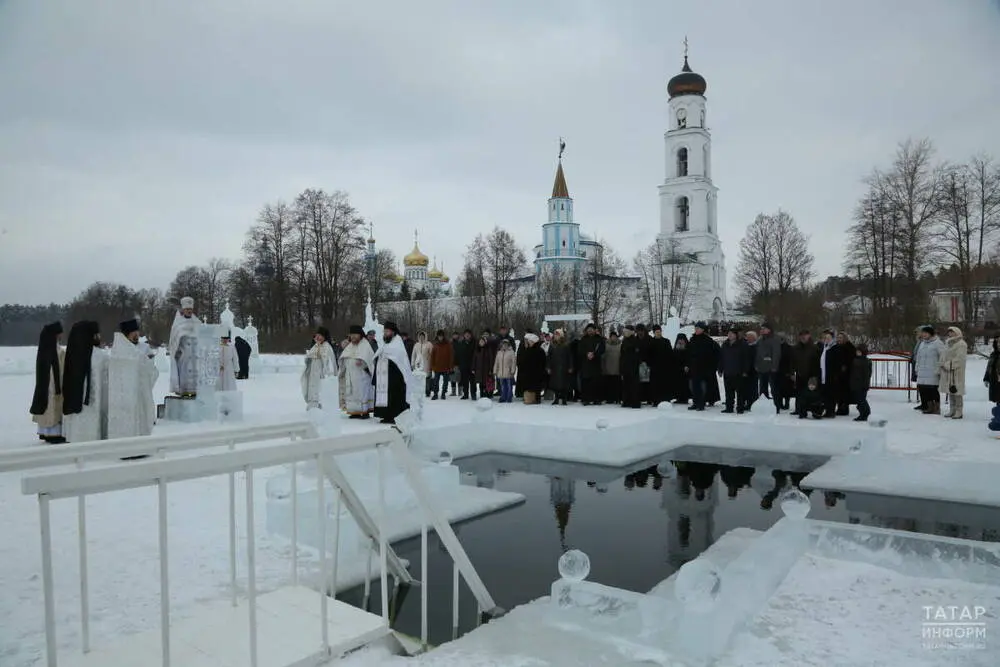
{"left": 3, "top": 347, "right": 1000, "bottom": 666}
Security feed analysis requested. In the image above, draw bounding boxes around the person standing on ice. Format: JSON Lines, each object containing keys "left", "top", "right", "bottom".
{"left": 939, "top": 326, "right": 967, "bottom": 419}
{"left": 372, "top": 321, "right": 412, "bottom": 424}
{"left": 410, "top": 331, "right": 434, "bottom": 397}
{"left": 339, "top": 325, "right": 375, "bottom": 419}
{"left": 217, "top": 331, "right": 238, "bottom": 391}
{"left": 168, "top": 296, "right": 201, "bottom": 397}
{"left": 30, "top": 321, "right": 66, "bottom": 443}
{"left": 492, "top": 339, "right": 516, "bottom": 403}
{"left": 301, "top": 327, "right": 336, "bottom": 410}
{"left": 619, "top": 325, "right": 643, "bottom": 409}
{"left": 546, "top": 329, "right": 574, "bottom": 406}
{"left": 62, "top": 321, "right": 108, "bottom": 443}
{"left": 686, "top": 322, "right": 719, "bottom": 412}
{"left": 850, "top": 344, "right": 873, "bottom": 422}
{"left": 914, "top": 325, "right": 945, "bottom": 415}
{"left": 754, "top": 322, "right": 783, "bottom": 413}
{"left": 107, "top": 319, "right": 159, "bottom": 439}
{"left": 429, "top": 330, "right": 453, "bottom": 400}
{"left": 515, "top": 333, "right": 546, "bottom": 405}
{"left": 983, "top": 335, "right": 1000, "bottom": 404}
{"left": 576, "top": 323, "right": 605, "bottom": 406}
{"left": 601, "top": 330, "right": 622, "bottom": 404}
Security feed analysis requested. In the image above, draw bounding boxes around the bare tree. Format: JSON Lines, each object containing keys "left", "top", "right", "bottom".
{"left": 460, "top": 227, "right": 528, "bottom": 327}
{"left": 579, "top": 242, "right": 630, "bottom": 329}
{"left": 878, "top": 138, "right": 945, "bottom": 321}
{"left": 632, "top": 239, "right": 704, "bottom": 324}
{"left": 969, "top": 155, "right": 1000, "bottom": 321}
{"left": 733, "top": 209, "right": 814, "bottom": 324}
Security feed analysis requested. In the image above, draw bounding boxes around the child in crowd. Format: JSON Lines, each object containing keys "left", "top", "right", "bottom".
{"left": 797, "top": 377, "right": 825, "bottom": 419}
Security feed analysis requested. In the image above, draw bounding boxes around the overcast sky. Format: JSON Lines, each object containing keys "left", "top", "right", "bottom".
{"left": 1, "top": 0, "right": 999, "bottom": 306}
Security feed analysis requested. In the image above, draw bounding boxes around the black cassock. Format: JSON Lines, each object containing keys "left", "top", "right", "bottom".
{"left": 234, "top": 337, "right": 251, "bottom": 379}
{"left": 373, "top": 358, "right": 409, "bottom": 423}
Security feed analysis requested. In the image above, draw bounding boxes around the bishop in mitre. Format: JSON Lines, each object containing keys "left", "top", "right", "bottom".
{"left": 107, "top": 319, "right": 159, "bottom": 439}
{"left": 62, "top": 321, "right": 108, "bottom": 443}
{"left": 339, "top": 325, "right": 375, "bottom": 419}
{"left": 169, "top": 296, "right": 201, "bottom": 397}
{"left": 372, "top": 321, "right": 412, "bottom": 425}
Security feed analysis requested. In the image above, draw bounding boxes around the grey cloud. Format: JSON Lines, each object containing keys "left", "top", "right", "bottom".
{"left": 1, "top": 0, "right": 998, "bottom": 304}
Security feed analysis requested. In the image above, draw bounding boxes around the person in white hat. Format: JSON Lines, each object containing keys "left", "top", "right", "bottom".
{"left": 168, "top": 296, "right": 202, "bottom": 396}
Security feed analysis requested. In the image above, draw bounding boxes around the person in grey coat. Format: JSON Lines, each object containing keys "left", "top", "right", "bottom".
{"left": 755, "top": 322, "right": 783, "bottom": 413}
{"left": 913, "top": 326, "right": 945, "bottom": 415}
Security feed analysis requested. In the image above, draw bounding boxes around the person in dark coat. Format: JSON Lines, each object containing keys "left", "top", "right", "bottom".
{"left": 619, "top": 325, "right": 643, "bottom": 409}
{"left": 472, "top": 334, "right": 497, "bottom": 399}
{"left": 31, "top": 321, "right": 66, "bottom": 443}
{"left": 649, "top": 325, "right": 675, "bottom": 406}
{"left": 234, "top": 336, "right": 251, "bottom": 379}
{"left": 790, "top": 330, "right": 821, "bottom": 417}
{"left": 401, "top": 332, "right": 415, "bottom": 362}
{"left": 742, "top": 331, "right": 760, "bottom": 412}
{"left": 672, "top": 334, "right": 691, "bottom": 404}
{"left": 797, "top": 377, "right": 825, "bottom": 419}
{"left": 834, "top": 332, "right": 857, "bottom": 415}
{"left": 850, "top": 343, "right": 872, "bottom": 422}
{"left": 705, "top": 336, "right": 723, "bottom": 407}
{"left": 602, "top": 330, "right": 622, "bottom": 404}
{"left": 635, "top": 324, "right": 654, "bottom": 404}
{"left": 516, "top": 333, "right": 547, "bottom": 403}
{"left": 372, "top": 321, "right": 410, "bottom": 425}
{"left": 546, "top": 329, "right": 574, "bottom": 405}
{"left": 717, "top": 329, "right": 750, "bottom": 413}
{"left": 984, "top": 335, "right": 1000, "bottom": 403}
{"left": 778, "top": 337, "right": 794, "bottom": 410}
{"left": 454, "top": 329, "right": 476, "bottom": 399}
{"left": 576, "top": 323, "right": 605, "bottom": 405}
{"left": 686, "top": 322, "right": 719, "bottom": 411}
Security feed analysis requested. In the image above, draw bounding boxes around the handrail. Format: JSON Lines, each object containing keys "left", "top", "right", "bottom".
{"left": 0, "top": 420, "right": 318, "bottom": 473}
{"left": 22, "top": 431, "right": 387, "bottom": 498}
{"left": 23, "top": 428, "right": 496, "bottom": 666}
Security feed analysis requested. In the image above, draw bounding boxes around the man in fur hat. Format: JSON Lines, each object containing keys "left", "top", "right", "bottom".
{"left": 168, "top": 296, "right": 202, "bottom": 397}
{"left": 372, "top": 321, "right": 412, "bottom": 424}
{"left": 339, "top": 325, "right": 376, "bottom": 419}
{"left": 107, "top": 318, "right": 159, "bottom": 439}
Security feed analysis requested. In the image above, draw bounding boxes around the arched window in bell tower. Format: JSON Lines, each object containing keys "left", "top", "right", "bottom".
{"left": 676, "top": 148, "right": 688, "bottom": 177}
{"left": 675, "top": 196, "right": 690, "bottom": 232}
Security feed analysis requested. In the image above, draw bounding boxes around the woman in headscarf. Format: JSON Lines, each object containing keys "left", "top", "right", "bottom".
{"left": 30, "top": 321, "right": 66, "bottom": 443}
{"left": 62, "top": 321, "right": 107, "bottom": 443}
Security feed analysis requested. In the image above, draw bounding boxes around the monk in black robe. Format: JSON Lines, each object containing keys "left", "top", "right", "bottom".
{"left": 234, "top": 336, "right": 251, "bottom": 379}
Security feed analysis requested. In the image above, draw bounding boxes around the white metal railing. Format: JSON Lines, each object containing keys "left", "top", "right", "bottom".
{"left": 0, "top": 420, "right": 318, "bottom": 473}
{"left": 22, "top": 429, "right": 497, "bottom": 666}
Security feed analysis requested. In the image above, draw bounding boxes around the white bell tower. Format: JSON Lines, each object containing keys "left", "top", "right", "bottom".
{"left": 657, "top": 42, "right": 727, "bottom": 322}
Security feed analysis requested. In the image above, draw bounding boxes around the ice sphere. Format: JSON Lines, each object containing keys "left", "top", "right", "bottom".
{"left": 656, "top": 401, "right": 672, "bottom": 410}
{"left": 596, "top": 418, "right": 610, "bottom": 430}
{"left": 557, "top": 549, "right": 591, "bottom": 582}
{"left": 436, "top": 451, "right": 453, "bottom": 466}
{"left": 656, "top": 461, "right": 676, "bottom": 479}
{"left": 673, "top": 559, "right": 721, "bottom": 611}
{"left": 265, "top": 475, "right": 290, "bottom": 500}
{"left": 779, "top": 488, "right": 811, "bottom": 519}
{"left": 476, "top": 397, "right": 493, "bottom": 412}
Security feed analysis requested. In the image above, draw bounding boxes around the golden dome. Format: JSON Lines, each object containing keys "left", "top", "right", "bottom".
{"left": 428, "top": 264, "right": 443, "bottom": 279}
{"left": 440, "top": 272, "right": 450, "bottom": 283}
{"left": 392, "top": 273, "right": 404, "bottom": 283}
{"left": 403, "top": 242, "right": 429, "bottom": 267}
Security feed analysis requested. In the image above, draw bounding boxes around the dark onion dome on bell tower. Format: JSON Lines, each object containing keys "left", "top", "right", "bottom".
{"left": 667, "top": 55, "right": 707, "bottom": 99}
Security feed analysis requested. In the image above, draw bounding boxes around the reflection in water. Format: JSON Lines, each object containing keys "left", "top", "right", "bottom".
{"left": 362, "top": 451, "right": 1000, "bottom": 646}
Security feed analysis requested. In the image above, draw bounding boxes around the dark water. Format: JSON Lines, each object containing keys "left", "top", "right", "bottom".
{"left": 339, "top": 447, "right": 1000, "bottom": 646}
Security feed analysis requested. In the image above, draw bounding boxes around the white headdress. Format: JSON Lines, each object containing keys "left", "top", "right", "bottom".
{"left": 180, "top": 296, "right": 194, "bottom": 309}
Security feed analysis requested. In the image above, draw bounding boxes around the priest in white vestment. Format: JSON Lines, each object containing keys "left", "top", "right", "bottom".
{"left": 338, "top": 325, "right": 375, "bottom": 419}
{"left": 217, "top": 332, "right": 239, "bottom": 391}
{"left": 62, "top": 321, "right": 109, "bottom": 443}
{"left": 302, "top": 326, "right": 337, "bottom": 410}
{"left": 168, "top": 296, "right": 201, "bottom": 396}
{"left": 372, "top": 321, "right": 413, "bottom": 425}
{"left": 107, "top": 319, "right": 159, "bottom": 439}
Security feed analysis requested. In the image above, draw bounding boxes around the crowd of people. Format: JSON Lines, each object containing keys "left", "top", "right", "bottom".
{"left": 320, "top": 319, "right": 980, "bottom": 424}
{"left": 319, "top": 320, "right": 917, "bottom": 423}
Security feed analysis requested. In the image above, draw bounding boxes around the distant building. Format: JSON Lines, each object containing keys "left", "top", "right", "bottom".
{"left": 929, "top": 287, "right": 1000, "bottom": 323}
{"left": 513, "top": 157, "right": 640, "bottom": 317}
{"left": 366, "top": 230, "right": 452, "bottom": 300}
{"left": 657, "top": 52, "right": 727, "bottom": 322}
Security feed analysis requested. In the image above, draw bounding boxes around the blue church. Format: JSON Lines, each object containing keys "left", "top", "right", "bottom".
{"left": 531, "top": 159, "right": 603, "bottom": 275}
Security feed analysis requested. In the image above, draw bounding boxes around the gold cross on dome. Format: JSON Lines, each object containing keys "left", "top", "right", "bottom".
{"left": 683, "top": 36, "right": 689, "bottom": 59}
